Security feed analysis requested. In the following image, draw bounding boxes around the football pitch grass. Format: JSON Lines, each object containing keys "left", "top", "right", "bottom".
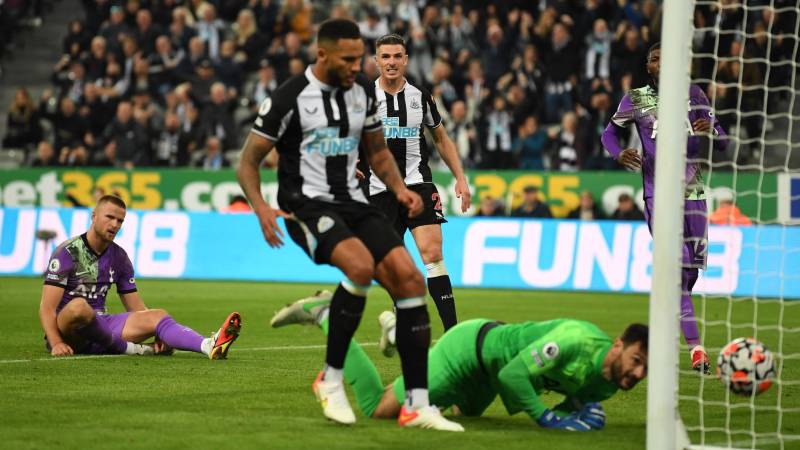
{"left": 1, "top": 277, "right": 797, "bottom": 450}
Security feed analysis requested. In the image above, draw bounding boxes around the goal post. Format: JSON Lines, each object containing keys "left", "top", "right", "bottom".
{"left": 647, "top": 0, "right": 694, "bottom": 450}
{"left": 649, "top": 0, "right": 799, "bottom": 449}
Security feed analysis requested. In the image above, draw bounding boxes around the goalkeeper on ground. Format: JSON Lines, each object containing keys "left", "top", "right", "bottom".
{"left": 271, "top": 291, "right": 648, "bottom": 431}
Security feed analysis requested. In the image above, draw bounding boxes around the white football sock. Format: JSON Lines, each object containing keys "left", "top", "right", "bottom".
{"left": 323, "top": 365, "right": 344, "bottom": 384}
{"left": 405, "top": 389, "right": 430, "bottom": 410}
{"left": 201, "top": 337, "right": 213, "bottom": 355}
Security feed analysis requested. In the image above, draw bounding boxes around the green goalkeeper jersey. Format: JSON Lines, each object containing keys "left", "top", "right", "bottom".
{"left": 480, "top": 319, "right": 618, "bottom": 420}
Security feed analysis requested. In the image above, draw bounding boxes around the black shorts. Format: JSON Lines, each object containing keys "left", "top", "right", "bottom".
{"left": 285, "top": 199, "right": 404, "bottom": 265}
{"left": 368, "top": 183, "right": 447, "bottom": 237}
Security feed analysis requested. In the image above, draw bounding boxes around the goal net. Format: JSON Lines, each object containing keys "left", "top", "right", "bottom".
{"left": 655, "top": 0, "right": 800, "bottom": 449}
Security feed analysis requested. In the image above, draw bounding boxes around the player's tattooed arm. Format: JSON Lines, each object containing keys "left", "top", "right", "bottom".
{"left": 362, "top": 129, "right": 423, "bottom": 217}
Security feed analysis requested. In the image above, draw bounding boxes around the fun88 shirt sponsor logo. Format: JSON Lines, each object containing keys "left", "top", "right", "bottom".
{"left": 306, "top": 128, "right": 359, "bottom": 156}
{"left": 382, "top": 117, "right": 419, "bottom": 139}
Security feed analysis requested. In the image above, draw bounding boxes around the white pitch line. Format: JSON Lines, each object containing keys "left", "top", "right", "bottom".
{"left": 0, "top": 342, "right": 378, "bottom": 365}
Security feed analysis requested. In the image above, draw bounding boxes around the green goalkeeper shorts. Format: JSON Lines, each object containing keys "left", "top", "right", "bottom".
{"left": 392, "top": 319, "right": 498, "bottom": 416}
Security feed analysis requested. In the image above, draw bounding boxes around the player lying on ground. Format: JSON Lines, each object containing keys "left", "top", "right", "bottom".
{"left": 39, "top": 195, "right": 241, "bottom": 359}
{"left": 601, "top": 42, "right": 728, "bottom": 373}
{"left": 272, "top": 291, "right": 648, "bottom": 431}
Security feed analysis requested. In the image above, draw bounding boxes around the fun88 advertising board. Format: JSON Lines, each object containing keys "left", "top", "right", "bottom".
{"left": 1, "top": 207, "right": 798, "bottom": 299}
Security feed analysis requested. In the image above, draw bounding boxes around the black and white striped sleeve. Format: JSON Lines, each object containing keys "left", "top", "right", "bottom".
{"left": 360, "top": 77, "right": 382, "bottom": 133}
{"left": 421, "top": 88, "right": 442, "bottom": 129}
{"left": 251, "top": 87, "right": 296, "bottom": 142}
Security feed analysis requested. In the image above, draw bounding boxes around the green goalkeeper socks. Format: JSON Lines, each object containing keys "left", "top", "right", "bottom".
{"left": 320, "top": 317, "right": 385, "bottom": 417}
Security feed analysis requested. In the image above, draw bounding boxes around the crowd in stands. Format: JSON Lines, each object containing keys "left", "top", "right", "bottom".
{"left": 3, "top": 0, "right": 796, "bottom": 171}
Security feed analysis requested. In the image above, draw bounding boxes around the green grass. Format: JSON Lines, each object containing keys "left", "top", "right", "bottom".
{"left": 0, "top": 277, "right": 797, "bottom": 449}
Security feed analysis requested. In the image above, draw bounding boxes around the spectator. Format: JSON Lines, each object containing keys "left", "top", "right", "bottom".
{"left": 612, "top": 25, "right": 649, "bottom": 88}
{"left": 83, "top": 36, "right": 109, "bottom": 81}
{"left": 58, "top": 143, "right": 90, "bottom": 167}
{"left": 31, "top": 141, "right": 59, "bottom": 167}
{"left": 169, "top": 6, "right": 196, "bottom": 51}
{"left": 51, "top": 97, "right": 88, "bottom": 154}
{"left": 710, "top": 195, "right": 752, "bottom": 226}
{"left": 188, "top": 58, "right": 218, "bottom": 105}
{"left": 63, "top": 20, "right": 92, "bottom": 58}
{"left": 217, "top": 40, "right": 244, "bottom": 93}
{"left": 99, "top": 5, "right": 131, "bottom": 50}
{"left": 513, "top": 116, "right": 548, "bottom": 170}
{"left": 102, "top": 101, "right": 150, "bottom": 168}
{"left": 153, "top": 112, "right": 190, "bottom": 166}
{"left": 196, "top": 3, "right": 225, "bottom": 61}
{"left": 232, "top": 9, "right": 266, "bottom": 72}
{"left": 150, "top": 35, "right": 183, "bottom": 95}
{"left": 511, "top": 186, "right": 553, "bottom": 218}
{"left": 359, "top": 9, "right": 389, "bottom": 49}
{"left": 52, "top": 59, "right": 87, "bottom": 103}
{"left": 196, "top": 136, "right": 228, "bottom": 170}
{"left": 248, "top": 59, "right": 277, "bottom": 112}
{"left": 551, "top": 111, "right": 580, "bottom": 171}
{"left": 568, "top": 191, "right": 606, "bottom": 220}
{"left": 93, "top": 140, "right": 119, "bottom": 167}
{"left": 3, "top": 88, "right": 42, "bottom": 150}
{"left": 544, "top": 22, "right": 579, "bottom": 123}
{"left": 476, "top": 195, "right": 506, "bottom": 217}
{"left": 611, "top": 193, "right": 645, "bottom": 221}
{"left": 278, "top": 0, "right": 313, "bottom": 43}
{"left": 585, "top": 19, "right": 612, "bottom": 82}
{"left": 252, "top": 0, "right": 279, "bottom": 45}
{"left": 199, "top": 82, "right": 237, "bottom": 149}
{"left": 134, "top": 9, "right": 162, "bottom": 55}
{"left": 482, "top": 96, "right": 513, "bottom": 169}
{"left": 445, "top": 100, "right": 479, "bottom": 168}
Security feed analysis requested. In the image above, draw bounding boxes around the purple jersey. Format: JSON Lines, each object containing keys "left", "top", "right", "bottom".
{"left": 44, "top": 234, "right": 137, "bottom": 313}
{"left": 601, "top": 84, "right": 728, "bottom": 199}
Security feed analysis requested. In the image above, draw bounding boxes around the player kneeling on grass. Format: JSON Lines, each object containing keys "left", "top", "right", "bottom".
{"left": 273, "top": 291, "right": 648, "bottom": 431}
{"left": 39, "top": 195, "right": 241, "bottom": 359}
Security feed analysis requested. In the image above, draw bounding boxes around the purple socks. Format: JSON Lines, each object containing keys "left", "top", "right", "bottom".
{"left": 155, "top": 315, "right": 205, "bottom": 353}
{"left": 681, "top": 268, "right": 701, "bottom": 347}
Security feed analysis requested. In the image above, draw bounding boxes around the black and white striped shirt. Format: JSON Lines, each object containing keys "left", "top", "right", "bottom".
{"left": 251, "top": 66, "right": 382, "bottom": 211}
{"left": 368, "top": 78, "right": 442, "bottom": 196}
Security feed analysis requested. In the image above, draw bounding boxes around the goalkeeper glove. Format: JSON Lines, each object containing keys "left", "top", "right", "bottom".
{"left": 578, "top": 403, "right": 606, "bottom": 430}
{"left": 536, "top": 409, "right": 592, "bottom": 431}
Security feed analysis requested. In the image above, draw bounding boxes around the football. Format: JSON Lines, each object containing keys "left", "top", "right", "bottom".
{"left": 717, "top": 337, "right": 776, "bottom": 396}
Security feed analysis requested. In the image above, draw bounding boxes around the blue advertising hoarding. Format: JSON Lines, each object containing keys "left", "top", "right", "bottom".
{"left": 1, "top": 207, "right": 798, "bottom": 299}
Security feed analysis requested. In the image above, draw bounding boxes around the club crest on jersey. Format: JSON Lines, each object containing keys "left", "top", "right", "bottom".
{"left": 306, "top": 127, "right": 358, "bottom": 156}
{"left": 48, "top": 258, "right": 60, "bottom": 273}
{"left": 543, "top": 342, "right": 560, "bottom": 360}
{"left": 409, "top": 98, "right": 421, "bottom": 109}
{"left": 317, "top": 216, "right": 334, "bottom": 233}
{"left": 382, "top": 117, "right": 419, "bottom": 139}
{"left": 351, "top": 101, "right": 365, "bottom": 113}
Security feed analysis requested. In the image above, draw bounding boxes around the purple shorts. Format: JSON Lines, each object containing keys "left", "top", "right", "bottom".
{"left": 643, "top": 197, "right": 708, "bottom": 270}
{"left": 45, "top": 312, "right": 130, "bottom": 354}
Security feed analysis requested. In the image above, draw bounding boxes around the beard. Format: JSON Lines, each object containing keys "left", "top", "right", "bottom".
{"left": 326, "top": 68, "right": 343, "bottom": 88}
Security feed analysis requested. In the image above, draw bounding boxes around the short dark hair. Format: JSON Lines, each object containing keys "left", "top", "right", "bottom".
{"left": 375, "top": 33, "right": 406, "bottom": 52}
{"left": 648, "top": 42, "right": 660, "bottom": 57}
{"left": 317, "top": 18, "right": 361, "bottom": 45}
{"left": 620, "top": 323, "right": 649, "bottom": 353}
{"left": 523, "top": 185, "right": 539, "bottom": 194}
{"left": 96, "top": 194, "right": 127, "bottom": 210}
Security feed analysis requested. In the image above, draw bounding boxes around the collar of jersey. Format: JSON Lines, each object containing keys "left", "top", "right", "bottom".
{"left": 305, "top": 65, "right": 336, "bottom": 92}
{"left": 81, "top": 233, "right": 108, "bottom": 258}
{"left": 375, "top": 77, "right": 407, "bottom": 95}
